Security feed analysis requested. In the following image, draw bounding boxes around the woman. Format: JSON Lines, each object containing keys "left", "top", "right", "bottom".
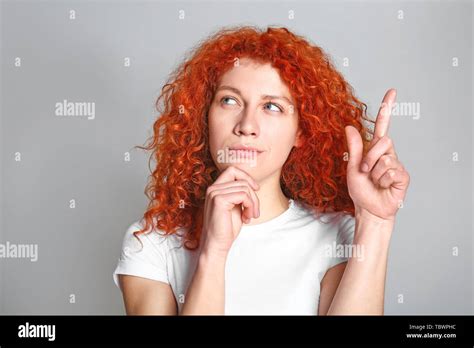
{"left": 113, "top": 26, "right": 410, "bottom": 315}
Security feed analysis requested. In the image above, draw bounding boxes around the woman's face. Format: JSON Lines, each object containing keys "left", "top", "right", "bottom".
{"left": 208, "top": 58, "right": 301, "bottom": 182}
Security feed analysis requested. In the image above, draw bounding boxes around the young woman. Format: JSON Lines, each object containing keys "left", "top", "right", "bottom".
{"left": 113, "top": 26, "right": 410, "bottom": 315}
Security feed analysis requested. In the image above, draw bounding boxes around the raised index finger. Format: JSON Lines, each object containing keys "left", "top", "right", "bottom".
{"left": 373, "top": 88, "right": 397, "bottom": 140}
{"left": 214, "top": 166, "right": 260, "bottom": 190}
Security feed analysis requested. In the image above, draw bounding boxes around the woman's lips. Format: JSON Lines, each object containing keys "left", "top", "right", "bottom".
{"left": 229, "top": 148, "right": 263, "bottom": 155}
{"left": 228, "top": 145, "right": 263, "bottom": 153}
{"left": 230, "top": 149, "right": 262, "bottom": 157}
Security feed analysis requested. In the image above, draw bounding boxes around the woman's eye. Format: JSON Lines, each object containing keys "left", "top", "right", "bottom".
{"left": 221, "top": 97, "right": 238, "bottom": 106}
{"left": 264, "top": 102, "right": 283, "bottom": 112}
{"left": 220, "top": 97, "right": 283, "bottom": 112}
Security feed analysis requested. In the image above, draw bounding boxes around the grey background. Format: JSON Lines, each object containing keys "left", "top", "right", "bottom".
{"left": 0, "top": 0, "right": 472, "bottom": 314}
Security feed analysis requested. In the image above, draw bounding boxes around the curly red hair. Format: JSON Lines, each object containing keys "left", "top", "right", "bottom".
{"left": 134, "top": 25, "right": 374, "bottom": 250}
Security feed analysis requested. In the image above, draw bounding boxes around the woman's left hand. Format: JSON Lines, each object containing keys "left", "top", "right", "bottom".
{"left": 344, "top": 88, "right": 410, "bottom": 222}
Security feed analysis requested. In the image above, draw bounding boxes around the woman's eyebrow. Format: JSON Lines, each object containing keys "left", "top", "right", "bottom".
{"left": 261, "top": 95, "right": 293, "bottom": 104}
{"left": 216, "top": 85, "right": 242, "bottom": 95}
{"left": 216, "top": 85, "right": 293, "bottom": 104}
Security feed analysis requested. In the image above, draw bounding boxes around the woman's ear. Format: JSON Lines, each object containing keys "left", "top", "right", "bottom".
{"left": 294, "top": 129, "right": 303, "bottom": 148}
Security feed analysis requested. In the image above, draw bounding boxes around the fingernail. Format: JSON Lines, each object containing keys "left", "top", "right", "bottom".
{"left": 361, "top": 162, "right": 369, "bottom": 172}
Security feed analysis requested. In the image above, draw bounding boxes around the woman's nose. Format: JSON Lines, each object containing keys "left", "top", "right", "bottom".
{"left": 234, "top": 108, "right": 259, "bottom": 136}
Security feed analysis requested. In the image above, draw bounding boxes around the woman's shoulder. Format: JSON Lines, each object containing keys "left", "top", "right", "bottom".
{"left": 113, "top": 219, "right": 183, "bottom": 289}
{"left": 291, "top": 201, "right": 356, "bottom": 245}
{"left": 319, "top": 210, "right": 355, "bottom": 226}
{"left": 121, "top": 219, "right": 186, "bottom": 254}
{"left": 294, "top": 200, "right": 355, "bottom": 229}
{"left": 317, "top": 211, "right": 356, "bottom": 244}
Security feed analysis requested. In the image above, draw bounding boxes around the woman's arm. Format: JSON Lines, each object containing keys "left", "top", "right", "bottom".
{"left": 119, "top": 248, "right": 228, "bottom": 315}
{"left": 320, "top": 211, "right": 393, "bottom": 315}
{"left": 180, "top": 249, "right": 228, "bottom": 315}
{"left": 118, "top": 248, "right": 228, "bottom": 315}
{"left": 324, "top": 88, "right": 409, "bottom": 315}
{"left": 119, "top": 275, "right": 178, "bottom": 315}
{"left": 180, "top": 166, "right": 260, "bottom": 315}
{"left": 318, "top": 262, "right": 348, "bottom": 315}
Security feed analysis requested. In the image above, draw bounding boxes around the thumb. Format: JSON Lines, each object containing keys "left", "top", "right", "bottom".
{"left": 344, "top": 125, "right": 363, "bottom": 170}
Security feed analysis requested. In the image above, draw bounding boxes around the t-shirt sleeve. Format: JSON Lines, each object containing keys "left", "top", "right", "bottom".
{"left": 325, "top": 213, "right": 356, "bottom": 270}
{"left": 113, "top": 221, "right": 170, "bottom": 291}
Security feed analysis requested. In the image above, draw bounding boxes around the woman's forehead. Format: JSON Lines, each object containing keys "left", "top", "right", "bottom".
{"left": 216, "top": 59, "right": 294, "bottom": 101}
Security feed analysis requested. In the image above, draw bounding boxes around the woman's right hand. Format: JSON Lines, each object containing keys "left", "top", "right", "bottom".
{"left": 201, "top": 166, "right": 260, "bottom": 256}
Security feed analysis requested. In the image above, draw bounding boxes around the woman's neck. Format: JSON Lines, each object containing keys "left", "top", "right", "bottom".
{"left": 245, "top": 175, "right": 290, "bottom": 226}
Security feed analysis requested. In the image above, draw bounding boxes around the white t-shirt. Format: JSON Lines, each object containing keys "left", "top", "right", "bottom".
{"left": 113, "top": 198, "right": 356, "bottom": 315}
